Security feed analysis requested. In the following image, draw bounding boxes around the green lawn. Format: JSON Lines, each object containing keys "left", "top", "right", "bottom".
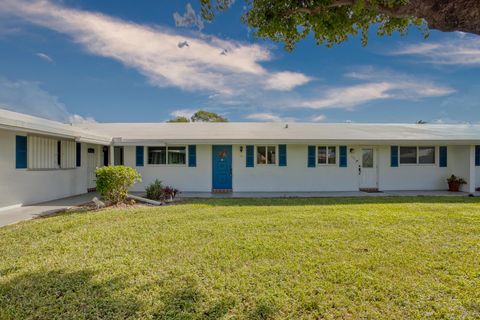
{"left": 1, "top": 197, "right": 480, "bottom": 319}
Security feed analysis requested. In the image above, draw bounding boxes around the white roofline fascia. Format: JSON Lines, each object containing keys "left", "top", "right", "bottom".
{"left": 111, "top": 138, "right": 480, "bottom": 145}
{"left": 112, "top": 139, "right": 166, "bottom": 146}
{"left": 0, "top": 123, "right": 112, "bottom": 145}
{"left": 0, "top": 110, "right": 112, "bottom": 145}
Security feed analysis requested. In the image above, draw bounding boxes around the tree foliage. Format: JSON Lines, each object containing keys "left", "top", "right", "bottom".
{"left": 191, "top": 110, "right": 228, "bottom": 122}
{"left": 167, "top": 110, "right": 228, "bottom": 123}
{"left": 167, "top": 116, "right": 190, "bottom": 123}
{"left": 200, "top": 0, "right": 480, "bottom": 50}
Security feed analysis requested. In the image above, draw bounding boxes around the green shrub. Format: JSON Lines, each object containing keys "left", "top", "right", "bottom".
{"left": 145, "top": 179, "right": 164, "bottom": 201}
{"left": 96, "top": 166, "right": 141, "bottom": 204}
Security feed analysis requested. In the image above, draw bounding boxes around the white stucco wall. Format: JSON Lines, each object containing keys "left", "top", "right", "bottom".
{"left": 233, "top": 144, "right": 359, "bottom": 192}
{"left": 127, "top": 145, "right": 212, "bottom": 192}
{"left": 125, "top": 144, "right": 476, "bottom": 193}
{"left": 3, "top": 134, "right": 477, "bottom": 208}
{"left": 0, "top": 129, "right": 102, "bottom": 208}
{"left": 378, "top": 146, "right": 445, "bottom": 191}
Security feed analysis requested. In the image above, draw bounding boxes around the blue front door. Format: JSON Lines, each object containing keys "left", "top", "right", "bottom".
{"left": 212, "top": 145, "right": 232, "bottom": 190}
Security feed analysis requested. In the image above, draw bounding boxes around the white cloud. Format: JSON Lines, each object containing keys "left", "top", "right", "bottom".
{"left": 297, "top": 68, "right": 455, "bottom": 110}
{"left": 245, "top": 112, "right": 295, "bottom": 122}
{"left": 0, "top": 77, "right": 68, "bottom": 121}
{"left": 68, "top": 114, "right": 97, "bottom": 124}
{"left": 0, "top": 77, "right": 94, "bottom": 123}
{"left": 173, "top": 3, "right": 204, "bottom": 31}
{"left": 0, "top": 0, "right": 310, "bottom": 96}
{"left": 264, "top": 71, "right": 312, "bottom": 91}
{"left": 300, "top": 82, "right": 394, "bottom": 109}
{"left": 36, "top": 52, "right": 53, "bottom": 63}
{"left": 311, "top": 114, "right": 326, "bottom": 122}
{"left": 170, "top": 108, "right": 196, "bottom": 119}
{"left": 392, "top": 35, "right": 480, "bottom": 65}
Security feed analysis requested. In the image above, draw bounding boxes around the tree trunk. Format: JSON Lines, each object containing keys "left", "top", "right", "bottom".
{"left": 377, "top": 0, "right": 480, "bottom": 35}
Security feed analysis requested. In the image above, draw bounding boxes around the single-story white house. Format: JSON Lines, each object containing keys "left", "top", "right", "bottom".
{"left": 1, "top": 108, "right": 480, "bottom": 209}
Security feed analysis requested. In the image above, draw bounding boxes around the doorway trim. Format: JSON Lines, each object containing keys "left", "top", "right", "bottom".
{"left": 212, "top": 145, "right": 233, "bottom": 192}
{"left": 358, "top": 146, "right": 379, "bottom": 192}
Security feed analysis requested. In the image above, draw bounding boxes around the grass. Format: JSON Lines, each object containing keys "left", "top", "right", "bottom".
{"left": 0, "top": 197, "right": 480, "bottom": 319}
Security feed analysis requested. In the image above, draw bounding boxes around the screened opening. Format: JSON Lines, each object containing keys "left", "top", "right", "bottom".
{"left": 400, "top": 147, "right": 417, "bottom": 164}
{"left": 419, "top": 147, "right": 435, "bottom": 164}
{"left": 257, "top": 146, "right": 276, "bottom": 165}
{"left": 168, "top": 146, "right": 186, "bottom": 165}
{"left": 318, "top": 146, "right": 336, "bottom": 165}
{"left": 148, "top": 147, "right": 166, "bottom": 165}
{"left": 114, "top": 146, "right": 124, "bottom": 166}
{"left": 362, "top": 148, "right": 374, "bottom": 168}
{"left": 148, "top": 146, "right": 186, "bottom": 165}
{"left": 400, "top": 146, "right": 436, "bottom": 165}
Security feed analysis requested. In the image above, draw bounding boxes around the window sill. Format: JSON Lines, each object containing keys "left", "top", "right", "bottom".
{"left": 146, "top": 164, "right": 187, "bottom": 167}
{"left": 27, "top": 168, "right": 77, "bottom": 171}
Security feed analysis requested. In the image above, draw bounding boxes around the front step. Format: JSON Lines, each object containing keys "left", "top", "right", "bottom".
{"left": 359, "top": 188, "right": 381, "bottom": 193}
{"left": 212, "top": 189, "right": 233, "bottom": 193}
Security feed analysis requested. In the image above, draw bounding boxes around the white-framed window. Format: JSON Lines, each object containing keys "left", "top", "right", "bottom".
{"left": 147, "top": 146, "right": 186, "bottom": 165}
{"left": 318, "top": 146, "right": 336, "bottom": 165}
{"left": 419, "top": 147, "right": 435, "bottom": 164}
{"left": 257, "top": 145, "right": 276, "bottom": 165}
{"left": 400, "top": 146, "right": 435, "bottom": 165}
{"left": 27, "top": 135, "right": 76, "bottom": 170}
{"left": 168, "top": 146, "right": 186, "bottom": 165}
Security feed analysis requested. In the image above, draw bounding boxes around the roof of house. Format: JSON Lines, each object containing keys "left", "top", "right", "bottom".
{"left": 0, "top": 108, "right": 111, "bottom": 145}
{"left": 76, "top": 121, "right": 480, "bottom": 145}
{"left": 1, "top": 109, "right": 480, "bottom": 145}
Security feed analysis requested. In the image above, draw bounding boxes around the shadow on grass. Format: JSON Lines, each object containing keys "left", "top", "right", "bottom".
{"left": 0, "top": 271, "right": 238, "bottom": 319}
{"left": 179, "top": 196, "right": 480, "bottom": 207}
{"left": 151, "top": 276, "right": 235, "bottom": 319}
{"left": 0, "top": 270, "right": 140, "bottom": 319}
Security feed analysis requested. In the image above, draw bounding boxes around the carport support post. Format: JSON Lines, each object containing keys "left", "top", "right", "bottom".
{"left": 109, "top": 145, "right": 115, "bottom": 166}
{"left": 469, "top": 145, "right": 476, "bottom": 194}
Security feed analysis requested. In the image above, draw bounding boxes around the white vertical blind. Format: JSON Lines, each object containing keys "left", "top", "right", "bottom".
{"left": 28, "top": 135, "right": 76, "bottom": 169}
{"left": 61, "top": 140, "right": 76, "bottom": 169}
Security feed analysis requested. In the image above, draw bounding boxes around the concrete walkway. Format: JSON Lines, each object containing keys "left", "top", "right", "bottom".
{"left": 178, "top": 190, "right": 479, "bottom": 199}
{"left": 0, "top": 193, "right": 98, "bottom": 228}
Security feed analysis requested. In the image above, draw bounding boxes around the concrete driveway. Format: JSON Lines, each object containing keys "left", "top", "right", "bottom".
{"left": 0, "top": 193, "right": 98, "bottom": 228}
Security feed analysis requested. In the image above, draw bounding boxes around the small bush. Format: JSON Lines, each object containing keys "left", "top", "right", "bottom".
{"left": 163, "top": 186, "right": 179, "bottom": 200}
{"left": 145, "top": 180, "right": 179, "bottom": 201}
{"left": 96, "top": 166, "right": 141, "bottom": 204}
{"left": 145, "top": 179, "right": 164, "bottom": 200}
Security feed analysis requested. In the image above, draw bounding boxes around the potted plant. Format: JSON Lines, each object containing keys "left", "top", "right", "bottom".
{"left": 447, "top": 175, "right": 467, "bottom": 192}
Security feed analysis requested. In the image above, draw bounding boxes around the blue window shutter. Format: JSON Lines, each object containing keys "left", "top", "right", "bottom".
{"left": 246, "top": 145, "right": 254, "bottom": 167}
{"left": 16, "top": 135, "right": 27, "bottom": 169}
{"left": 188, "top": 145, "right": 197, "bottom": 167}
{"left": 136, "top": 146, "right": 144, "bottom": 167}
{"left": 439, "top": 146, "right": 447, "bottom": 167}
{"left": 308, "top": 146, "right": 316, "bottom": 168}
{"left": 476, "top": 146, "right": 480, "bottom": 166}
{"left": 391, "top": 146, "right": 399, "bottom": 167}
{"left": 279, "top": 144, "right": 287, "bottom": 166}
{"left": 76, "top": 142, "right": 81, "bottom": 167}
{"left": 339, "top": 146, "right": 347, "bottom": 167}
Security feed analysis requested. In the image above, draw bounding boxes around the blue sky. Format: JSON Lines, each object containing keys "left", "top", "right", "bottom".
{"left": 0, "top": 0, "right": 479, "bottom": 124}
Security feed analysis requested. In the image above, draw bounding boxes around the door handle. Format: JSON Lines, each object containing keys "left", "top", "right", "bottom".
{"left": 358, "top": 167, "right": 361, "bottom": 175}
